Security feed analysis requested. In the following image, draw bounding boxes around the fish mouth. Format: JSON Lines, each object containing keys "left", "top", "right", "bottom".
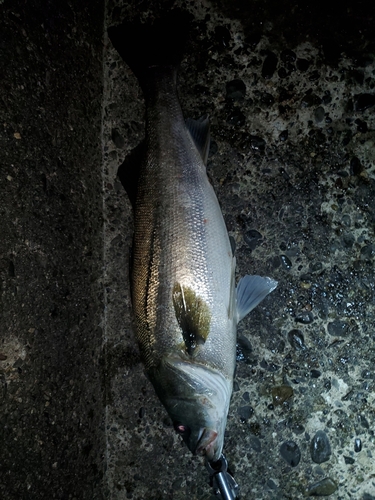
{"left": 195, "top": 428, "right": 219, "bottom": 461}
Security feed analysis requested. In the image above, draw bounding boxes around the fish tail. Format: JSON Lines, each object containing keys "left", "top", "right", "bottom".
{"left": 107, "top": 10, "right": 191, "bottom": 89}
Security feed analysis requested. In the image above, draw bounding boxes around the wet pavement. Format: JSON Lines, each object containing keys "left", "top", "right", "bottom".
{"left": 2, "top": 0, "right": 375, "bottom": 498}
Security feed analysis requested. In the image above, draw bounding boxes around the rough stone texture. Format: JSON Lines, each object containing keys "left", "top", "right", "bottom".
{"left": 0, "top": 1, "right": 105, "bottom": 499}
{"left": 104, "top": 1, "right": 375, "bottom": 499}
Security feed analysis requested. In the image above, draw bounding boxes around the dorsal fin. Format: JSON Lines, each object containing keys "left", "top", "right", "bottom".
{"left": 117, "top": 141, "right": 145, "bottom": 208}
{"left": 186, "top": 115, "right": 210, "bottom": 165}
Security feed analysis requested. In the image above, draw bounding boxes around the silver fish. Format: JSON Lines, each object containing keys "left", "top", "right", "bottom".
{"left": 108, "top": 13, "right": 277, "bottom": 462}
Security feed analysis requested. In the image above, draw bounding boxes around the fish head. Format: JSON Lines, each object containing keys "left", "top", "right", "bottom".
{"left": 173, "top": 415, "right": 222, "bottom": 462}
{"left": 151, "top": 357, "right": 232, "bottom": 461}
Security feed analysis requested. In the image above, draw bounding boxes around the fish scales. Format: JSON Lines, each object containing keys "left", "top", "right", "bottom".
{"left": 132, "top": 67, "right": 235, "bottom": 377}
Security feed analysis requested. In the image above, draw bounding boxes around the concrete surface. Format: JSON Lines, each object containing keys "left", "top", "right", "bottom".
{"left": 2, "top": 0, "right": 375, "bottom": 499}
{"left": 1, "top": 1, "right": 105, "bottom": 499}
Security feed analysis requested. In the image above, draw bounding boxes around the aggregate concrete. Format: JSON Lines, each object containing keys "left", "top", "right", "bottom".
{"left": 103, "top": 1, "right": 375, "bottom": 499}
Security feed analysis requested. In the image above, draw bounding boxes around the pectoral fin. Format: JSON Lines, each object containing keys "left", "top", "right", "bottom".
{"left": 236, "top": 275, "right": 278, "bottom": 322}
{"left": 173, "top": 283, "right": 211, "bottom": 356}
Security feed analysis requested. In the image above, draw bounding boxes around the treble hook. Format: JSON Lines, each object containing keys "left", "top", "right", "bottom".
{"left": 206, "top": 454, "right": 239, "bottom": 500}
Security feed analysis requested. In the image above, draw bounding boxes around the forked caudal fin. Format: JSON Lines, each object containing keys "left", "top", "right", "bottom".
{"left": 107, "top": 10, "right": 192, "bottom": 90}
{"left": 236, "top": 275, "right": 278, "bottom": 322}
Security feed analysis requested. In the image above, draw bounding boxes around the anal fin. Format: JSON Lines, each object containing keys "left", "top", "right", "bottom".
{"left": 186, "top": 115, "right": 210, "bottom": 165}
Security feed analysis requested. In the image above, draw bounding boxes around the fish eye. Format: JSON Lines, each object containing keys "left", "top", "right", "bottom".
{"left": 173, "top": 422, "right": 191, "bottom": 437}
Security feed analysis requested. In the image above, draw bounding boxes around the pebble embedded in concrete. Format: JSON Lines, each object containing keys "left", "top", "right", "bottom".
{"left": 306, "top": 477, "right": 338, "bottom": 496}
{"left": 272, "top": 385, "right": 294, "bottom": 405}
{"left": 311, "top": 431, "right": 332, "bottom": 464}
{"left": 279, "top": 440, "right": 301, "bottom": 467}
